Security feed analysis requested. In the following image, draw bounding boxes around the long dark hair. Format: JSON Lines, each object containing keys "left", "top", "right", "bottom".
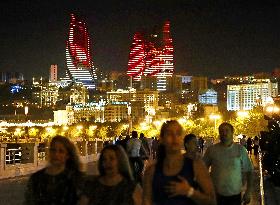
{"left": 98, "top": 145, "right": 134, "bottom": 181}
{"left": 156, "top": 120, "right": 183, "bottom": 169}
{"left": 49, "top": 135, "right": 81, "bottom": 173}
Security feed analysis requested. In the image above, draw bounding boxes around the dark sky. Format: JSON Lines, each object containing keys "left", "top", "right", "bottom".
{"left": 1, "top": 0, "right": 280, "bottom": 79}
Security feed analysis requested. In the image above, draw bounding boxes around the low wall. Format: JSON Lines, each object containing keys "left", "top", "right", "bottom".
{"left": 0, "top": 141, "right": 103, "bottom": 179}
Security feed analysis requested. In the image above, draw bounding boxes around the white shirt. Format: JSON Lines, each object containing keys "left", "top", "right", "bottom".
{"left": 203, "top": 142, "right": 253, "bottom": 196}
{"left": 126, "top": 138, "right": 142, "bottom": 157}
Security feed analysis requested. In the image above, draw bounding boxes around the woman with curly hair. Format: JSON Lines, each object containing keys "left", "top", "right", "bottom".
{"left": 24, "top": 135, "right": 84, "bottom": 205}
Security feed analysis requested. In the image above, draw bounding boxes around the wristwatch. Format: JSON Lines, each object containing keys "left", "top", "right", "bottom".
{"left": 187, "top": 187, "right": 194, "bottom": 197}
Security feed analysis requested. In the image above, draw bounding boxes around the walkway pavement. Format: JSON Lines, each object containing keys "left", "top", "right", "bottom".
{"left": 1, "top": 153, "right": 279, "bottom": 205}
{"left": 249, "top": 153, "right": 280, "bottom": 205}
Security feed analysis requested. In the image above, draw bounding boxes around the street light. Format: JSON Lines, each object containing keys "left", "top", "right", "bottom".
{"left": 209, "top": 113, "right": 221, "bottom": 130}
{"left": 76, "top": 125, "right": 83, "bottom": 131}
{"left": 266, "top": 105, "right": 280, "bottom": 114}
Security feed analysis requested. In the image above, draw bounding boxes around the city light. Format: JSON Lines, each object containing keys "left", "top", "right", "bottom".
{"left": 76, "top": 125, "right": 83, "bottom": 131}
{"left": 237, "top": 110, "right": 249, "bottom": 118}
{"left": 209, "top": 113, "right": 221, "bottom": 120}
{"left": 209, "top": 113, "right": 221, "bottom": 130}
{"left": 265, "top": 105, "right": 280, "bottom": 114}
{"left": 63, "top": 126, "right": 69, "bottom": 131}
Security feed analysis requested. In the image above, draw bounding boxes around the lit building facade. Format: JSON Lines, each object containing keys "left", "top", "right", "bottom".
{"left": 227, "top": 79, "right": 278, "bottom": 111}
{"left": 49, "top": 65, "right": 58, "bottom": 82}
{"left": 53, "top": 109, "right": 74, "bottom": 125}
{"left": 71, "top": 103, "right": 105, "bottom": 123}
{"left": 199, "top": 89, "right": 218, "bottom": 105}
{"left": 127, "top": 21, "right": 174, "bottom": 91}
{"left": 40, "top": 84, "right": 59, "bottom": 107}
{"left": 69, "top": 84, "right": 89, "bottom": 105}
{"left": 65, "top": 14, "right": 97, "bottom": 89}
{"left": 191, "top": 77, "right": 208, "bottom": 93}
{"left": 107, "top": 89, "right": 136, "bottom": 103}
{"left": 104, "top": 103, "right": 129, "bottom": 122}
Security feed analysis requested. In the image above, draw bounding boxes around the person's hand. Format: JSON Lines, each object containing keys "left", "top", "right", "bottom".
{"left": 242, "top": 190, "right": 251, "bottom": 204}
{"left": 164, "top": 176, "right": 192, "bottom": 197}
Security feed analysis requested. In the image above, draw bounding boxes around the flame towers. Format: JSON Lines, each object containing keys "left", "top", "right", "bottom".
{"left": 65, "top": 14, "right": 97, "bottom": 89}
{"left": 127, "top": 21, "right": 174, "bottom": 91}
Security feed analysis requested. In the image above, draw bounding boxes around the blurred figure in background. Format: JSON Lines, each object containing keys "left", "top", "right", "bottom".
{"left": 253, "top": 136, "right": 259, "bottom": 156}
{"left": 246, "top": 137, "right": 253, "bottom": 155}
{"left": 184, "top": 134, "right": 201, "bottom": 159}
{"left": 240, "top": 135, "right": 247, "bottom": 148}
{"left": 127, "top": 131, "right": 144, "bottom": 184}
{"left": 151, "top": 137, "right": 159, "bottom": 159}
{"left": 198, "top": 137, "right": 205, "bottom": 154}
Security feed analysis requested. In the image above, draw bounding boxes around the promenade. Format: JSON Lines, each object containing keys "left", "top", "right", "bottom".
{"left": 0, "top": 151, "right": 279, "bottom": 205}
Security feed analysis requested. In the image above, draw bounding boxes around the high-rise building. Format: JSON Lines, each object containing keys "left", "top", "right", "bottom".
{"left": 227, "top": 79, "right": 278, "bottom": 111}
{"left": 191, "top": 77, "right": 208, "bottom": 93}
{"left": 49, "top": 65, "right": 58, "bottom": 82}
{"left": 65, "top": 14, "right": 97, "bottom": 89}
{"left": 127, "top": 21, "right": 174, "bottom": 91}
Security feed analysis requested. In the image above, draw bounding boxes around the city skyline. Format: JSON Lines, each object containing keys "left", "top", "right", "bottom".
{"left": 1, "top": 1, "right": 280, "bottom": 79}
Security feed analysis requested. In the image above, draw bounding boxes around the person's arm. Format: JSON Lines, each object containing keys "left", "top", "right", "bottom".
{"left": 165, "top": 159, "right": 216, "bottom": 205}
{"left": 132, "top": 184, "right": 143, "bottom": 205}
{"left": 142, "top": 164, "right": 155, "bottom": 205}
{"left": 191, "top": 159, "right": 216, "bottom": 205}
{"left": 202, "top": 147, "right": 212, "bottom": 168}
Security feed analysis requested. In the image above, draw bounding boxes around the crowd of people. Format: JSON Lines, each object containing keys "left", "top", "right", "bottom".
{"left": 240, "top": 135, "right": 260, "bottom": 156}
{"left": 23, "top": 120, "right": 254, "bottom": 205}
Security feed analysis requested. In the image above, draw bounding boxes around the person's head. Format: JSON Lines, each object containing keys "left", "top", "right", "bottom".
{"left": 156, "top": 120, "right": 183, "bottom": 168}
{"left": 184, "top": 134, "right": 199, "bottom": 154}
{"left": 218, "top": 122, "right": 234, "bottom": 146}
{"left": 140, "top": 133, "right": 144, "bottom": 139}
{"left": 243, "top": 135, "right": 246, "bottom": 139}
{"left": 159, "top": 120, "right": 184, "bottom": 154}
{"left": 118, "top": 135, "right": 123, "bottom": 140}
{"left": 131, "top": 131, "right": 138, "bottom": 139}
{"left": 125, "top": 135, "right": 130, "bottom": 140}
{"left": 49, "top": 135, "right": 81, "bottom": 172}
{"left": 98, "top": 145, "right": 133, "bottom": 180}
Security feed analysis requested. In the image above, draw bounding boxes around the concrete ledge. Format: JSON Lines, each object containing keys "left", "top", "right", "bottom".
{"left": 0, "top": 161, "right": 47, "bottom": 180}
{"left": 0, "top": 154, "right": 100, "bottom": 180}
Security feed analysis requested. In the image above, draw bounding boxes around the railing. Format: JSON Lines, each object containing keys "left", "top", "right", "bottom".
{"left": 259, "top": 149, "right": 265, "bottom": 205}
{"left": 6, "top": 148, "right": 21, "bottom": 164}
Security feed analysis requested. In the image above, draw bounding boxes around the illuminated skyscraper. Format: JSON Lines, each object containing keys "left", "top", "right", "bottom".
{"left": 49, "top": 64, "right": 58, "bottom": 82}
{"left": 65, "top": 14, "right": 97, "bottom": 89}
{"left": 127, "top": 21, "right": 174, "bottom": 91}
{"left": 127, "top": 32, "right": 145, "bottom": 81}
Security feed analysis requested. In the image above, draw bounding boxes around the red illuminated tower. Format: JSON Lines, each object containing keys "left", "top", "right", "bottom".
{"left": 127, "top": 21, "right": 174, "bottom": 91}
{"left": 65, "top": 14, "right": 97, "bottom": 89}
{"left": 127, "top": 32, "right": 145, "bottom": 81}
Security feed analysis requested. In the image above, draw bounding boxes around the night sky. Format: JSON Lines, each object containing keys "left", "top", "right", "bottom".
{"left": 1, "top": 0, "right": 280, "bottom": 79}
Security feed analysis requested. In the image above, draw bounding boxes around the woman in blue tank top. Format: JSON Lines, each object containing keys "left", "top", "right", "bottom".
{"left": 143, "top": 120, "right": 216, "bottom": 205}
